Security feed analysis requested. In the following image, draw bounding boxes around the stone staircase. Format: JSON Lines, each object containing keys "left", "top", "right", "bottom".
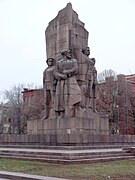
{"left": 0, "top": 145, "right": 134, "bottom": 164}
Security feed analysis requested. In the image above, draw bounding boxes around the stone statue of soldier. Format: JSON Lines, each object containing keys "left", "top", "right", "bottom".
{"left": 86, "top": 57, "right": 97, "bottom": 111}
{"left": 43, "top": 58, "right": 56, "bottom": 119}
{"left": 91, "top": 60, "right": 97, "bottom": 112}
{"left": 54, "top": 50, "right": 82, "bottom": 118}
{"left": 82, "top": 47, "right": 97, "bottom": 111}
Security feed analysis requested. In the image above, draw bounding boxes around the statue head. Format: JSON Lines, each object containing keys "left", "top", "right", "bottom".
{"left": 46, "top": 58, "right": 55, "bottom": 66}
{"left": 91, "top": 58, "right": 95, "bottom": 65}
{"left": 82, "top": 47, "right": 90, "bottom": 56}
{"left": 61, "top": 49, "right": 72, "bottom": 59}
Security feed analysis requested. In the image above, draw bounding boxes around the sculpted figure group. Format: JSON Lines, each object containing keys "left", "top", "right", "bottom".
{"left": 43, "top": 47, "right": 97, "bottom": 119}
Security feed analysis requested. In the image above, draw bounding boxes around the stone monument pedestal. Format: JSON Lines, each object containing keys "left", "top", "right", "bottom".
{"left": 27, "top": 111, "right": 109, "bottom": 144}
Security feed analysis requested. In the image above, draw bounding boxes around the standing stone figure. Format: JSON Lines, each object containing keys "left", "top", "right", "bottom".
{"left": 82, "top": 47, "right": 97, "bottom": 111}
{"left": 92, "top": 61, "right": 97, "bottom": 112}
{"left": 86, "top": 57, "right": 97, "bottom": 111}
{"left": 43, "top": 58, "right": 56, "bottom": 119}
{"left": 54, "top": 50, "right": 82, "bottom": 117}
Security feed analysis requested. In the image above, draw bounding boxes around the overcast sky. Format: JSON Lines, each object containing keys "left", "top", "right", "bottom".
{"left": 0, "top": 0, "right": 135, "bottom": 94}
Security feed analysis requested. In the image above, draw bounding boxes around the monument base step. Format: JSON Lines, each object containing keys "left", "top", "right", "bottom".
{"left": 0, "top": 144, "right": 135, "bottom": 150}
{"left": 0, "top": 146, "right": 134, "bottom": 164}
{"left": 0, "top": 154, "right": 134, "bottom": 164}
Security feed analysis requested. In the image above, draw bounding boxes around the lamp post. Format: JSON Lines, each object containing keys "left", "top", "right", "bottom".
{"left": 116, "top": 80, "right": 119, "bottom": 133}
{"left": 116, "top": 104, "right": 119, "bottom": 134}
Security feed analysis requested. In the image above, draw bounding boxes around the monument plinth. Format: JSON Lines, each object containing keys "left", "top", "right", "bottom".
{"left": 27, "top": 3, "right": 109, "bottom": 144}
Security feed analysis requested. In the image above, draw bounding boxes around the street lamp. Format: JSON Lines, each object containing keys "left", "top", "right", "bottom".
{"left": 116, "top": 104, "right": 120, "bottom": 134}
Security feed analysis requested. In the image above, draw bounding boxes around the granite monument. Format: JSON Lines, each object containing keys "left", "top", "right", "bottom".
{"left": 27, "top": 3, "right": 109, "bottom": 143}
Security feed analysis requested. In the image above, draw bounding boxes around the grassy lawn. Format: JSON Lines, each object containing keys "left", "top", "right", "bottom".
{"left": 0, "top": 159, "right": 135, "bottom": 179}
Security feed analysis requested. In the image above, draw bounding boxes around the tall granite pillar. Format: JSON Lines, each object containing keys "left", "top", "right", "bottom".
{"left": 45, "top": 3, "right": 88, "bottom": 61}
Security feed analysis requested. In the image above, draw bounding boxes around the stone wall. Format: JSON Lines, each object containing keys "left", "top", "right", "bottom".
{"left": 0, "top": 134, "right": 135, "bottom": 145}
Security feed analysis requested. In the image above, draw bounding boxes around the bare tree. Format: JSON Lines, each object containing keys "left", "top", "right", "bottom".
{"left": 97, "top": 71, "right": 135, "bottom": 134}
{"left": 2, "top": 84, "right": 43, "bottom": 134}
{"left": 126, "top": 82, "right": 135, "bottom": 134}
{"left": 97, "top": 69, "right": 117, "bottom": 83}
{"left": 96, "top": 69, "right": 118, "bottom": 134}
{"left": 3, "top": 84, "right": 24, "bottom": 134}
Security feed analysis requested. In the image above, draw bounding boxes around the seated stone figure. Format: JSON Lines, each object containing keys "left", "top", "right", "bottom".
{"left": 54, "top": 50, "right": 82, "bottom": 118}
